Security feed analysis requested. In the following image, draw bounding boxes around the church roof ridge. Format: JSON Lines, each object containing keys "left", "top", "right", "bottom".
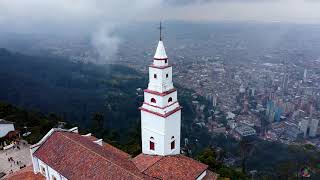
{"left": 33, "top": 130, "right": 147, "bottom": 180}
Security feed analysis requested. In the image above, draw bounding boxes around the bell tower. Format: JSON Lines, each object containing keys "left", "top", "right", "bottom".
{"left": 140, "top": 22, "right": 181, "bottom": 156}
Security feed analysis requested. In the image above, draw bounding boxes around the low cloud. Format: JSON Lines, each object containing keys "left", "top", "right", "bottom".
{"left": 0, "top": 0, "right": 163, "bottom": 63}
{"left": 91, "top": 25, "right": 121, "bottom": 64}
{"left": 1, "top": 0, "right": 320, "bottom": 62}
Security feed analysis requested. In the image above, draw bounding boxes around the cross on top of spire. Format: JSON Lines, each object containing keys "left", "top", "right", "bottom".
{"left": 159, "top": 21, "right": 163, "bottom": 41}
{"left": 154, "top": 21, "right": 167, "bottom": 59}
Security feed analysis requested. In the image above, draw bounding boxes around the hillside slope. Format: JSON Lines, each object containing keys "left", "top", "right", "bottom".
{"left": 0, "top": 48, "right": 146, "bottom": 129}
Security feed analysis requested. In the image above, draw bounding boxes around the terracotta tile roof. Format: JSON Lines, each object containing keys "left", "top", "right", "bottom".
{"left": 102, "top": 142, "right": 131, "bottom": 159}
{"left": 82, "top": 135, "right": 130, "bottom": 158}
{"left": 4, "top": 166, "right": 45, "bottom": 180}
{"left": 33, "top": 131, "right": 150, "bottom": 180}
{"left": 132, "top": 154, "right": 162, "bottom": 172}
{"left": 82, "top": 135, "right": 99, "bottom": 141}
{"left": 132, "top": 154, "right": 208, "bottom": 180}
{"left": 32, "top": 130, "right": 213, "bottom": 179}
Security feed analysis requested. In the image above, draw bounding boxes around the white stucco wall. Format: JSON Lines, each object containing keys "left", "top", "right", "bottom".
{"left": 0, "top": 124, "right": 14, "bottom": 137}
{"left": 153, "top": 59, "right": 168, "bottom": 66}
{"left": 163, "top": 110, "right": 181, "bottom": 155}
{"left": 148, "top": 66, "right": 173, "bottom": 93}
{"left": 144, "top": 91, "right": 177, "bottom": 109}
{"left": 141, "top": 109, "right": 181, "bottom": 156}
{"left": 33, "top": 157, "right": 67, "bottom": 180}
{"left": 196, "top": 171, "right": 207, "bottom": 180}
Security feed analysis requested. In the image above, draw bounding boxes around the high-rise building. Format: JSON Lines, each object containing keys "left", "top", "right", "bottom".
{"left": 303, "top": 68, "right": 308, "bottom": 82}
{"left": 299, "top": 118, "right": 319, "bottom": 138}
{"left": 213, "top": 93, "right": 218, "bottom": 107}
{"left": 309, "top": 119, "right": 319, "bottom": 137}
{"left": 299, "top": 119, "right": 309, "bottom": 138}
{"left": 239, "top": 84, "right": 246, "bottom": 94}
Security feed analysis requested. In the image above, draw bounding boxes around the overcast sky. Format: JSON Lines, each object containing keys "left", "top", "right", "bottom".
{"left": 1, "top": 0, "right": 320, "bottom": 62}
{"left": 1, "top": 0, "right": 320, "bottom": 29}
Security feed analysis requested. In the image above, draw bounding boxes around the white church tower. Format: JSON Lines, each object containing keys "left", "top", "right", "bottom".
{"left": 140, "top": 23, "right": 181, "bottom": 156}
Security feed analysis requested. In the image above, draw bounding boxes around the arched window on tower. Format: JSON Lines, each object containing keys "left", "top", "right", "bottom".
{"left": 171, "top": 136, "right": 175, "bottom": 150}
{"left": 154, "top": 74, "right": 157, "bottom": 79}
{"left": 168, "top": 97, "right": 173, "bottom": 103}
{"left": 166, "top": 74, "right": 169, "bottom": 78}
{"left": 165, "top": 59, "right": 168, "bottom": 64}
{"left": 151, "top": 98, "right": 156, "bottom": 103}
{"left": 150, "top": 137, "right": 155, "bottom": 151}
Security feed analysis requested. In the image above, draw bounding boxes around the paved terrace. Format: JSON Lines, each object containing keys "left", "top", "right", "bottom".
{"left": 0, "top": 141, "right": 32, "bottom": 177}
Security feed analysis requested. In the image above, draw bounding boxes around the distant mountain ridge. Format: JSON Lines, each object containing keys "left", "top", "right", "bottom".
{"left": 0, "top": 48, "right": 12, "bottom": 56}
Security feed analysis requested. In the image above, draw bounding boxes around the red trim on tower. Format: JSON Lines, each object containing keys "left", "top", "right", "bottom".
{"left": 154, "top": 57, "right": 168, "bottom": 60}
{"left": 144, "top": 88, "right": 176, "bottom": 96}
{"left": 149, "top": 65, "right": 171, "bottom": 69}
{"left": 143, "top": 101, "right": 178, "bottom": 109}
{"left": 139, "top": 106, "right": 182, "bottom": 118}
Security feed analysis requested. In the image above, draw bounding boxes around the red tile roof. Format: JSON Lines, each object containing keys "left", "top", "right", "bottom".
{"left": 4, "top": 166, "right": 45, "bottom": 180}
{"left": 33, "top": 131, "right": 150, "bottom": 180}
{"left": 132, "top": 154, "right": 162, "bottom": 172}
{"left": 132, "top": 154, "right": 208, "bottom": 180}
{"left": 32, "top": 130, "right": 213, "bottom": 180}
{"left": 83, "top": 135, "right": 130, "bottom": 158}
{"left": 82, "top": 135, "right": 99, "bottom": 141}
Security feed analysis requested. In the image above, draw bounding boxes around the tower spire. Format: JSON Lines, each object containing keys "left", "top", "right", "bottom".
{"left": 159, "top": 21, "right": 163, "bottom": 41}
{"left": 154, "top": 21, "right": 167, "bottom": 60}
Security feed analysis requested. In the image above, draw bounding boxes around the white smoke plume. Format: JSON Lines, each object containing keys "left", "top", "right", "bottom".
{"left": 91, "top": 25, "right": 121, "bottom": 63}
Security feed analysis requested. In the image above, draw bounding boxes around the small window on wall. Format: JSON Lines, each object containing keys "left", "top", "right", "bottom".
{"left": 151, "top": 98, "right": 156, "bottom": 103}
{"left": 52, "top": 176, "right": 57, "bottom": 180}
{"left": 166, "top": 74, "right": 169, "bottom": 78}
{"left": 150, "top": 137, "right": 155, "bottom": 150}
{"left": 154, "top": 74, "right": 157, "bottom": 79}
{"left": 171, "top": 140, "right": 175, "bottom": 150}
{"left": 41, "top": 166, "right": 46, "bottom": 175}
{"left": 150, "top": 141, "right": 155, "bottom": 150}
{"left": 165, "top": 59, "right": 168, "bottom": 63}
{"left": 168, "top": 97, "right": 173, "bottom": 103}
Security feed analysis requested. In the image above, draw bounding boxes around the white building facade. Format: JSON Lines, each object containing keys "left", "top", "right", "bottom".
{"left": 0, "top": 119, "right": 15, "bottom": 138}
{"left": 30, "top": 128, "right": 78, "bottom": 180}
{"left": 139, "top": 37, "right": 182, "bottom": 156}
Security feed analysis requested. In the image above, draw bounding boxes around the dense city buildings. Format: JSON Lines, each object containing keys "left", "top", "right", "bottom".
{"left": 114, "top": 24, "right": 320, "bottom": 150}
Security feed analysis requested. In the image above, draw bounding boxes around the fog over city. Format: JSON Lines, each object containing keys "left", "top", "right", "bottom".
{"left": 1, "top": 0, "right": 320, "bottom": 179}
{"left": 1, "top": 0, "right": 320, "bottom": 61}
{"left": 1, "top": 0, "right": 320, "bottom": 30}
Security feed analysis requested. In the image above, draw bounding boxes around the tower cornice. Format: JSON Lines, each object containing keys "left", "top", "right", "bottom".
{"left": 139, "top": 106, "right": 182, "bottom": 118}
{"left": 143, "top": 101, "right": 178, "bottom": 110}
{"left": 149, "top": 65, "right": 172, "bottom": 69}
{"left": 154, "top": 57, "right": 168, "bottom": 60}
{"left": 144, "top": 88, "right": 176, "bottom": 97}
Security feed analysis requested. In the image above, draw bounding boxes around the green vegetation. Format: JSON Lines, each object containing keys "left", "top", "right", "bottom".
{"left": 197, "top": 148, "right": 248, "bottom": 180}
{"left": 1, "top": 48, "right": 319, "bottom": 179}
{"left": 0, "top": 102, "right": 65, "bottom": 144}
{"left": 0, "top": 48, "right": 145, "bottom": 131}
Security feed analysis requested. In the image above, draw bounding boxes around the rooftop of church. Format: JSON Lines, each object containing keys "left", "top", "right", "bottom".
{"left": 7, "top": 128, "right": 218, "bottom": 180}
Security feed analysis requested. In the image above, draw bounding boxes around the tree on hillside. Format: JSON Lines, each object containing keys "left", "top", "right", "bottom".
{"left": 197, "top": 147, "right": 248, "bottom": 180}
{"left": 90, "top": 112, "right": 104, "bottom": 137}
{"left": 239, "top": 138, "right": 256, "bottom": 174}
